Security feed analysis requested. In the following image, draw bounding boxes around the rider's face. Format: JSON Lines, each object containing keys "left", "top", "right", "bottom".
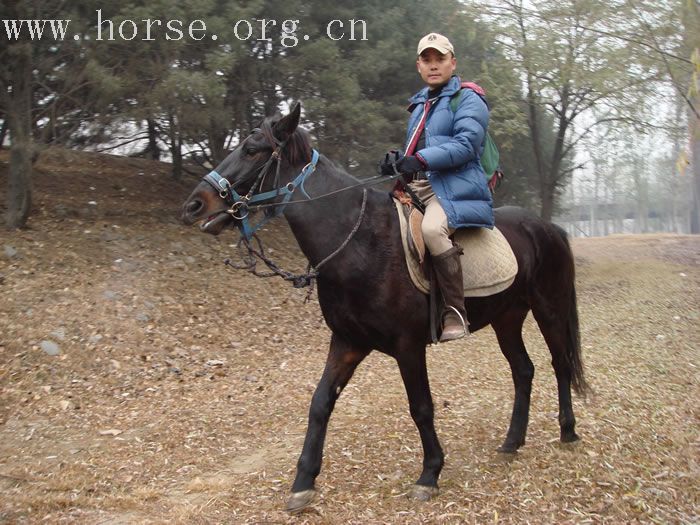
{"left": 416, "top": 48, "right": 456, "bottom": 88}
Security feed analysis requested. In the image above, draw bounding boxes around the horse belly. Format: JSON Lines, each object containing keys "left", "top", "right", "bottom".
{"left": 317, "top": 279, "right": 429, "bottom": 352}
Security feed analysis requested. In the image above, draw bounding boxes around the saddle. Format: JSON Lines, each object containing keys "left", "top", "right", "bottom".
{"left": 393, "top": 197, "right": 518, "bottom": 297}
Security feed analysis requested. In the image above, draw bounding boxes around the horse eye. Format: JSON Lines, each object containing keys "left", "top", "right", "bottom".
{"left": 244, "top": 146, "right": 257, "bottom": 156}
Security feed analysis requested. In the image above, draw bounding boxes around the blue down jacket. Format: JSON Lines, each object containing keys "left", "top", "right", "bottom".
{"left": 406, "top": 75, "right": 494, "bottom": 229}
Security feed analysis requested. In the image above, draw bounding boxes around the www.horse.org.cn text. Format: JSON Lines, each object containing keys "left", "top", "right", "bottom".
{"left": 2, "top": 11, "right": 369, "bottom": 46}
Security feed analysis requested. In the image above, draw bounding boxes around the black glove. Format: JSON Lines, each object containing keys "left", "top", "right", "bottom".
{"left": 378, "top": 149, "right": 402, "bottom": 176}
{"left": 396, "top": 154, "right": 425, "bottom": 175}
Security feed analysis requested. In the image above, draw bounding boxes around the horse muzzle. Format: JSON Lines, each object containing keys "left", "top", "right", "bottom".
{"left": 181, "top": 197, "right": 204, "bottom": 226}
{"left": 198, "top": 211, "right": 232, "bottom": 235}
{"left": 181, "top": 195, "right": 233, "bottom": 235}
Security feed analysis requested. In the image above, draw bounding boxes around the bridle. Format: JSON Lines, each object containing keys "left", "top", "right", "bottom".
{"left": 199, "top": 123, "right": 365, "bottom": 292}
{"left": 201, "top": 124, "right": 320, "bottom": 240}
{"left": 197, "top": 122, "right": 404, "bottom": 290}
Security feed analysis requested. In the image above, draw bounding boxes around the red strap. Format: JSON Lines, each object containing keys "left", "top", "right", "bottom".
{"left": 405, "top": 99, "right": 432, "bottom": 156}
{"left": 406, "top": 82, "right": 484, "bottom": 155}
{"left": 488, "top": 170, "right": 503, "bottom": 193}
{"left": 461, "top": 81, "right": 486, "bottom": 96}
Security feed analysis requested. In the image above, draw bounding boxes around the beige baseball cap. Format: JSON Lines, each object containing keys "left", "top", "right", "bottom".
{"left": 417, "top": 33, "right": 454, "bottom": 56}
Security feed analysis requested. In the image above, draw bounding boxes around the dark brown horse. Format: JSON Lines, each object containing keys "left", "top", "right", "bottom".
{"left": 181, "top": 103, "right": 587, "bottom": 513}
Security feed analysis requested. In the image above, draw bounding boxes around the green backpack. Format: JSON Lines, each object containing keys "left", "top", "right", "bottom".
{"left": 449, "top": 81, "right": 502, "bottom": 189}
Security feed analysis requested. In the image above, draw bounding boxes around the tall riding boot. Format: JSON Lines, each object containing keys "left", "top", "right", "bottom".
{"left": 432, "top": 245, "right": 468, "bottom": 342}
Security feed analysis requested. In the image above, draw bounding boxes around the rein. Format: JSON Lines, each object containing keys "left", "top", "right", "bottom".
{"left": 225, "top": 189, "right": 368, "bottom": 300}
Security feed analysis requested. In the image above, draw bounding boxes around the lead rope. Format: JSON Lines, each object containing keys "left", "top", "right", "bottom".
{"left": 225, "top": 189, "right": 368, "bottom": 302}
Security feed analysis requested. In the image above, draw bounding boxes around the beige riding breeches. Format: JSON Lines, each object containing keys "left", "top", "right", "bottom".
{"left": 408, "top": 179, "right": 455, "bottom": 256}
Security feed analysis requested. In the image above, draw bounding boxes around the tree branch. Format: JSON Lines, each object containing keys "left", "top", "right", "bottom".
{"left": 560, "top": 162, "right": 587, "bottom": 177}
{"left": 625, "top": 0, "right": 699, "bottom": 119}
{"left": 479, "top": 1, "right": 692, "bottom": 65}
{"left": 93, "top": 134, "right": 150, "bottom": 153}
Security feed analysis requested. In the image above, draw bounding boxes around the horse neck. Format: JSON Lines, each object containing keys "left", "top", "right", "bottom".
{"left": 280, "top": 157, "right": 376, "bottom": 267}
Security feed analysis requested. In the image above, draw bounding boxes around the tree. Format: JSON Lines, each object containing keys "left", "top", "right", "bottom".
{"left": 0, "top": 0, "right": 113, "bottom": 228}
{"left": 1, "top": 0, "right": 39, "bottom": 228}
{"left": 681, "top": 0, "right": 700, "bottom": 232}
{"left": 476, "top": 0, "right": 680, "bottom": 221}
{"left": 2, "top": 0, "right": 535, "bottom": 222}
{"left": 1, "top": 27, "right": 33, "bottom": 228}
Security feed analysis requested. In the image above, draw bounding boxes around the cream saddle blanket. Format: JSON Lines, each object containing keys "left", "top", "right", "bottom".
{"left": 394, "top": 199, "right": 518, "bottom": 297}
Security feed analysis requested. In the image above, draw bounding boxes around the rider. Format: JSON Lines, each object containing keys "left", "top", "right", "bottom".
{"left": 380, "top": 32, "right": 494, "bottom": 342}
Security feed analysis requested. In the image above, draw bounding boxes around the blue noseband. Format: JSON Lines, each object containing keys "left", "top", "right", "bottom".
{"left": 202, "top": 148, "right": 320, "bottom": 240}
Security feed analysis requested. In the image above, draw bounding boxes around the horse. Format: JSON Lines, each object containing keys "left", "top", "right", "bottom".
{"left": 181, "top": 103, "right": 588, "bottom": 513}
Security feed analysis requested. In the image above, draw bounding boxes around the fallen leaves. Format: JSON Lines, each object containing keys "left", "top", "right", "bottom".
{"left": 0, "top": 149, "right": 699, "bottom": 523}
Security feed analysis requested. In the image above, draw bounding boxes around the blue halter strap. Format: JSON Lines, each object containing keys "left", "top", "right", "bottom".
{"left": 202, "top": 148, "right": 320, "bottom": 240}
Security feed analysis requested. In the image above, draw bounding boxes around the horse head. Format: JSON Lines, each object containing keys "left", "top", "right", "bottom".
{"left": 181, "top": 102, "right": 310, "bottom": 235}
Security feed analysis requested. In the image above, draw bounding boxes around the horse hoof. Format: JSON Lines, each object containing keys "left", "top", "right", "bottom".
{"left": 559, "top": 435, "right": 581, "bottom": 450}
{"left": 408, "top": 484, "right": 439, "bottom": 501}
{"left": 497, "top": 442, "right": 522, "bottom": 454}
{"left": 285, "top": 489, "right": 317, "bottom": 514}
{"left": 561, "top": 432, "right": 580, "bottom": 443}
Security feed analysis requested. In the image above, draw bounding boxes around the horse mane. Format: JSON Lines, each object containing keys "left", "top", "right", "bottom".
{"left": 260, "top": 117, "right": 312, "bottom": 167}
{"left": 260, "top": 113, "right": 367, "bottom": 186}
{"left": 319, "top": 156, "right": 365, "bottom": 184}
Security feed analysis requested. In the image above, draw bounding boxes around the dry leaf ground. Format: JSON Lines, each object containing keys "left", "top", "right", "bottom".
{"left": 0, "top": 149, "right": 698, "bottom": 524}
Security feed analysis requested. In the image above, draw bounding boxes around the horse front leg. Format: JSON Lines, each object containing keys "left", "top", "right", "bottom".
{"left": 286, "top": 334, "right": 369, "bottom": 513}
{"left": 397, "top": 343, "right": 445, "bottom": 501}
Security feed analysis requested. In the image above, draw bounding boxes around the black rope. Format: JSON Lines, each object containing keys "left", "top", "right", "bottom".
{"left": 220, "top": 149, "right": 401, "bottom": 298}
{"left": 224, "top": 189, "right": 369, "bottom": 300}
{"left": 226, "top": 233, "right": 317, "bottom": 278}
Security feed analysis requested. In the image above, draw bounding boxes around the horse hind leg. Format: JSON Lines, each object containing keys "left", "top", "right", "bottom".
{"left": 532, "top": 302, "right": 580, "bottom": 444}
{"left": 491, "top": 307, "right": 534, "bottom": 453}
{"left": 531, "top": 226, "right": 587, "bottom": 444}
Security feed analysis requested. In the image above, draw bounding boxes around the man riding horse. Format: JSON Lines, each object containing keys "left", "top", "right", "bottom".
{"left": 380, "top": 33, "right": 493, "bottom": 342}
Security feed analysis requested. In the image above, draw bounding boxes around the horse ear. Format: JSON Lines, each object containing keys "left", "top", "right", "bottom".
{"left": 274, "top": 102, "right": 301, "bottom": 139}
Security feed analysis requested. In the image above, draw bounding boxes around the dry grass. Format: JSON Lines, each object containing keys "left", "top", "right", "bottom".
{"left": 0, "top": 148, "right": 698, "bottom": 523}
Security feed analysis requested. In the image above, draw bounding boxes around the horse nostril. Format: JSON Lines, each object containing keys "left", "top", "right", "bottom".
{"left": 186, "top": 199, "right": 203, "bottom": 216}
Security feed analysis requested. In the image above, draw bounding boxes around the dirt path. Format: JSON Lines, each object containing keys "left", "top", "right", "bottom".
{"left": 1, "top": 149, "right": 698, "bottom": 523}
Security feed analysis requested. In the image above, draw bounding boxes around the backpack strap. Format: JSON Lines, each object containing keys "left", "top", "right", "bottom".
{"left": 449, "top": 80, "right": 489, "bottom": 112}
{"left": 461, "top": 81, "right": 486, "bottom": 96}
{"left": 448, "top": 80, "right": 502, "bottom": 192}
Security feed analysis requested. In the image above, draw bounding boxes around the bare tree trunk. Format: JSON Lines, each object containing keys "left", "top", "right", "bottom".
{"left": 5, "top": 41, "right": 33, "bottom": 229}
{"left": 610, "top": 164, "right": 621, "bottom": 233}
{"left": 208, "top": 126, "right": 228, "bottom": 166}
{"left": 542, "top": 82, "right": 572, "bottom": 222}
{"left": 691, "top": 108, "right": 700, "bottom": 233}
{"left": 144, "top": 118, "right": 161, "bottom": 160}
{"left": 0, "top": 118, "right": 7, "bottom": 149}
{"left": 540, "top": 182, "right": 555, "bottom": 222}
{"left": 167, "top": 113, "right": 182, "bottom": 181}
{"left": 683, "top": 1, "right": 700, "bottom": 233}
{"left": 171, "top": 143, "right": 182, "bottom": 181}
{"left": 617, "top": 204, "right": 624, "bottom": 233}
{"left": 603, "top": 183, "right": 610, "bottom": 236}
{"left": 515, "top": 2, "right": 552, "bottom": 221}
{"left": 592, "top": 159, "right": 601, "bottom": 236}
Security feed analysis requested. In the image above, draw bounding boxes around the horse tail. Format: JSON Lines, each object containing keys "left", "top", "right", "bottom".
{"left": 555, "top": 226, "right": 589, "bottom": 397}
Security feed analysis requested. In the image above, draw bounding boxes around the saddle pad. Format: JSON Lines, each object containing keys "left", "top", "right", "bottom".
{"left": 394, "top": 198, "right": 518, "bottom": 297}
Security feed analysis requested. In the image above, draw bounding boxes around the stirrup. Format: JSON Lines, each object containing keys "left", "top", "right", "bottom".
{"left": 445, "top": 306, "right": 468, "bottom": 332}
{"left": 440, "top": 306, "right": 468, "bottom": 342}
